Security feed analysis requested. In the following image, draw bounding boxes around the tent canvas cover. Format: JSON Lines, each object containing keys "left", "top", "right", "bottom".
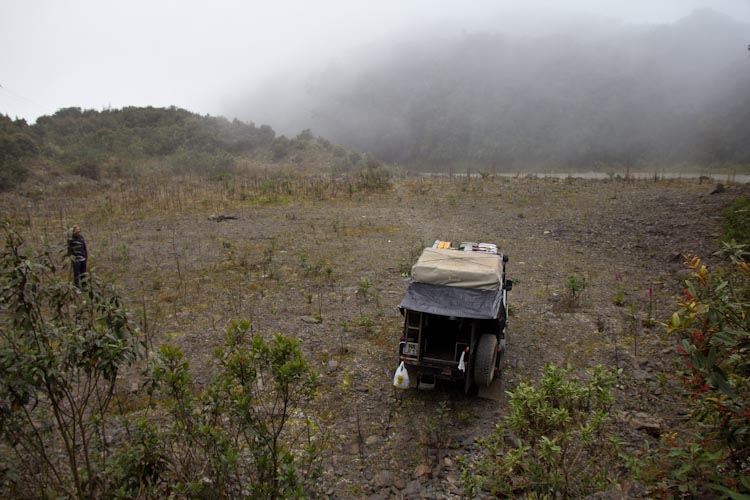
{"left": 410, "top": 248, "right": 503, "bottom": 291}
{"left": 399, "top": 282, "right": 503, "bottom": 319}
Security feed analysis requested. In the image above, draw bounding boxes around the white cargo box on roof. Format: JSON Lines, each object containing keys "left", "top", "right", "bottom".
{"left": 460, "top": 242, "right": 497, "bottom": 254}
{"left": 411, "top": 247, "right": 504, "bottom": 291}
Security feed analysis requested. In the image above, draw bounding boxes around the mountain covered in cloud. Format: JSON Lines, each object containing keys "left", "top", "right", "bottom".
{"left": 233, "top": 8, "right": 750, "bottom": 170}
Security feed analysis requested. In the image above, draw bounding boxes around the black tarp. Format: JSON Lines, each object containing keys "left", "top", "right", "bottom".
{"left": 399, "top": 282, "right": 503, "bottom": 319}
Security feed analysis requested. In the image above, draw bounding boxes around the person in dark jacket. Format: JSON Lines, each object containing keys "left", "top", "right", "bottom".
{"left": 67, "top": 225, "right": 88, "bottom": 288}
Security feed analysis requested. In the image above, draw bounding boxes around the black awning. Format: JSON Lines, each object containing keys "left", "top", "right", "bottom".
{"left": 399, "top": 282, "right": 503, "bottom": 319}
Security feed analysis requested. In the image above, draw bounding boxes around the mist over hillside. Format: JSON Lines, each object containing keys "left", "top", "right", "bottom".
{"left": 231, "top": 8, "right": 750, "bottom": 170}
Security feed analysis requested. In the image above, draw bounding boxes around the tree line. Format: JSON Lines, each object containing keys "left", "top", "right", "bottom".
{"left": 0, "top": 106, "right": 378, "bottom": 191}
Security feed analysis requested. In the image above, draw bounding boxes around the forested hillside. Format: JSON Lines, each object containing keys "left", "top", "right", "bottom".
{"left": 236, "top": 8, "right": 750, "bottom": 170}
{"left": 0, "top": 106, "right": 381, "bottom": 191}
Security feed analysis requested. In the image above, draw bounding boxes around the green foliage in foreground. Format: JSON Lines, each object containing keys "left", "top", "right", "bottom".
{"left": 139, "top": 320, "right": 321, "bottom": 499}
{"left": 633, "top": 244, "right": 750, "bottom": 498}
{"left": 465, "top": 364, "right": 622, "bottom": 498}
{"left": 0, "top": 223, "right": 322, "bottom": 499}
{"left": 0, "top": 222, "right": 141, "bottom": 499}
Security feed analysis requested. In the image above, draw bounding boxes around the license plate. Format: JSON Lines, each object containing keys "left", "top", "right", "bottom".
{"left": 403, "top": 342, "right": 419, "bottom": 356}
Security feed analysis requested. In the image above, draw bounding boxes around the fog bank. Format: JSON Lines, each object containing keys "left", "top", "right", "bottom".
{"left": 229, "top": 8, "right": 750, "bottom": 169}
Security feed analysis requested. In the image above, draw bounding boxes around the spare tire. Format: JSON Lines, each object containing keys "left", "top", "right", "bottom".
{"left": 474, "top": 334, "right": 498, "bottom": 387}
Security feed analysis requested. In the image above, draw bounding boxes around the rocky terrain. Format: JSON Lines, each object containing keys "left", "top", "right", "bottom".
{"left": 2, "top": 173, "right": 747, "bottom": 498}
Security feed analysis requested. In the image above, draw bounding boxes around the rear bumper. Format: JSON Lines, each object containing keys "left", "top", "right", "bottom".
{"left": 400, "top": 357, "right": 467, "bottom": 382}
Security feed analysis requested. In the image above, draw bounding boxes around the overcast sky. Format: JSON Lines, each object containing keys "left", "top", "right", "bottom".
{"left": 2, "top": 0, "right": 749, "bottom": 124}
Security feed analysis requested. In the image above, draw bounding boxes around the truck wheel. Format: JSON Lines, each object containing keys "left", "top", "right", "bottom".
{"left": 474, "top": 334, "right": 498, "bottom": 387}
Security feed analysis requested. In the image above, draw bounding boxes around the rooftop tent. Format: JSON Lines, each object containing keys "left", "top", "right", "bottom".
{"left": 411, "top": 248, "right": 503, "bottom": 291}
{"left": 399, "top": 282, "right": 504, "bottom": 320}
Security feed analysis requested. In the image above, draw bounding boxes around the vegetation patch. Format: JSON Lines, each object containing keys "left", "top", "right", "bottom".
{"left": 722, "top": 195, "right": 750, "bottom": 245}
{"left": 633, "top": 246, "right": 750, "bottom": 498}
{"left": 465, "top": 364, "right": 622, "bottom": 498}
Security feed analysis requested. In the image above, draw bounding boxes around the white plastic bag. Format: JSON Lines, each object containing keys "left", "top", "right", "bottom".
{"left": 457, "top": 350, "right": 466, "bottom": 372}
{"left": 393, "top": 361, "right": 410, "bottom": 389}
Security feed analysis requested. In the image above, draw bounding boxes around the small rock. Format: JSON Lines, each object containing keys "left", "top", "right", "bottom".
{"left": 373, "top": 470, "right": 392, "bottom": 488}
{"left": 393, "top": 477, "right": 407, "bottom": 490}
{"left": 431, "top": 465, "right": 444, "bottom": 478}
{"left": 443, "top": 457, "right": 453, "bottom": 467}
{"left": 300, "top": 315, "right": 322, "bottom": 324}
{"left": 710, "top": 183, "right": 725, "bottom": 194}
{"left": 355, "top": 385, "right": 370, "bottom": 393}
{"left": 414, "top": 464, "right": 431, "bottom": 478}
{"left": 404, "top": 479, "right": 422, "bottom": 496}
{"left": 632, "top": 369, "right": 655, "bottom": 382}
{"left": 208, "top": 214, "right": 238, "bottom": 222}
{"left": 325, "top": 360, "right": 338, "bottom": 373}
{"left": 625, "top": 411, "right": 663, "bottom": 436}
{"left": 449, "top": 483, "right": 463, "bottom": 495}
{"left": 365, "top": 435, "right": 381, "bottom": 446}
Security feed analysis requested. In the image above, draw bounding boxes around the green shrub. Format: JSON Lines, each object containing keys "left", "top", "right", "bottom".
{"left": 634, "top": 245, "right": 750, "bottom": 498}
{"left": 272, "top": 136, "right": 292, "bottom": 160}
{"left": 0, "top": 159, "right": 28, "bottom": 191}
{"left": 0, "top": 116, "right": 37, "bottom": 190}
{"left": 466, "top": 364, "right": 621, "bottom": 498}
{"left": 107, "top": 419, "right": 171, "bottom": 498}
{"left": 147, "top": 320, "right": 322, "bottom": 499}
{"left": 0, "top": 222, "right": 141, "bottom": 499}
{"left": 562, "top": 274, "right": 588, "bottom": 308}
{"left": 355, "top": 162, "right": 392, "bottom": 192}
{"left": 168, "top": 148, "right": 236, "bottom": 176}
{"left": 70, "top": 158, "right": 102, "bottom": 179}
{"left": 0, "top": 222, "right": 323, "bottom": 499}
{"left": 722, "top": 195, "right": 750, "bottom": 245}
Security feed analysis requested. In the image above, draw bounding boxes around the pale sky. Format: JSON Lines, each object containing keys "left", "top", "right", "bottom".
{"left": 2, "top": 0, "right": 749, "bottom": 123}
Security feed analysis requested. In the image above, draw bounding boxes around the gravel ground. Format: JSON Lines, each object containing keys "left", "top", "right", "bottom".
{"left": 3, "top": 173, "right": 747, "bottom": 498}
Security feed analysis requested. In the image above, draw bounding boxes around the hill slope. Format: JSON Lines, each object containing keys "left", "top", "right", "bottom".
{"left": 235, "top": 8, "right": 750, "bottom": 170}
{"left": 0, "top": 106, "right": 385, "bottom": 190}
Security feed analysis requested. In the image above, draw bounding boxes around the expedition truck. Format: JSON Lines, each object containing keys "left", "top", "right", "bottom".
{"left": 398, "top": 241, "right": 512, "bottom": 394}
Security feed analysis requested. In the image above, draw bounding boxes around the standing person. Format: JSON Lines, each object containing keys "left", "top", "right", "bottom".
{"left": 68, "top": 225, "right": 88, "bottom": 288}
